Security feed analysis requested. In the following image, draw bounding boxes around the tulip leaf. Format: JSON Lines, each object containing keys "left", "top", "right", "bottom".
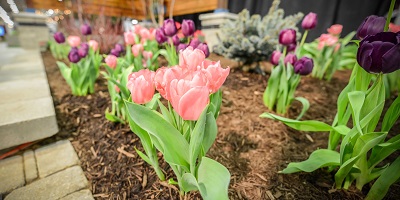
{"left": 197, "top": 157, "right": 230, "bottom": 200}
{"left": 368, "top": 134, "right": 400, "bottom": 169}
{"left": 201, "top": 111, "right": 218, "bottom": 157}
{"left": 181, "top": 173, "right": 199, "bottom": 192}
{"left": 135, "top": 147, "right": 152, "bottom": 165}
{"left": 281, "top": 149, "right": 340, "bottom": 173}
{"left": 125, "top": 101, "right": 190, "bottom": 169}
{"left": 347, "top": 91, "right": 366, "bottom": 134}
{"left": 381, "top": 95, "right": 400, "bottom": 132}
{"left": 361, "top": 75, "right": 385, "bottom": 133}
{"left": 189, "top": 106, "right": 208, "bottom": 173}
{"left": 260, "top": 113, "right": 333, "bottom": 132}
{"left": 294, "top": 97, "right": 310, "bottom": 120}
{"left": 264, "top": 65, "right": 282, "bottom": 110}
{"left": 341, "top": 31, "right": 356, "bottom": 46}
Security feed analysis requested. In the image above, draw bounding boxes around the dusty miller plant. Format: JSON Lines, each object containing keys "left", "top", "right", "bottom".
{"left": 213, "top": 0, "right": 303, "bottom": 72}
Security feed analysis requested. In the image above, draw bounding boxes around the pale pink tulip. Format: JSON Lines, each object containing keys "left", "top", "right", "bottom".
{"left": 67, "top": 36, "right": 81, "bottom": 47}
{"left": 169, "top": 79, "right": 209, "bottom": 120}
{"left": 88, "top": 40, "right": 99, "bottom": 51}
{"left": 140, "top": 28, "right": 151, "bottom": 40}
{"left": 131, "top": 44, "right": 144, "bottom": 57}
{"left": 124, "top": 31, "right": 136, "bottom": 45}
{"left": 149, "top": 28, "right": 156, "bottom": 40}
{"left": 105, "top": 55, "right": 117, "bottom": 69}
{"left": 142, "top": 51, "right": 153, "bottom": 60}
{"left": 318, "top": 34, "right": 339, "bottom": 49}
{"left": 179, "top": 46, "right": 205, "bottom": 71}
{"left": 154, "top": 66, "right": 184, "bottom": 100}
{"left": 327, "top": 24, "right": 343, "bottom": 35}
{"left": 133, "top": 25, "right": 143, "bottom": 35}
{"left": 127, "top": 69, "right": 156, "bottom": 104}
{"left": 200, "top": 61, "right": 230, "bottom": 93}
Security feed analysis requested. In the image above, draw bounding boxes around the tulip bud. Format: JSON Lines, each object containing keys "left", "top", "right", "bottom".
{"left": 54, "top": 32, "right": 65, "bottom": 44}
{"left": 110, "top": 48, "right": 120, "bottom": 57}
{"left": 182, "top": 19, "right": 195, "bottom": 37}
{"left": 131, "top": 44, "right": 144, "bottom": 57}
{"left": 127, "top": 69, "right": 156, "bottom": 104}
{"left": 270, "top": 50, "right": 281, "bottom": 65}
{"left": 124, "top": 32, "right": 136, "bottom": 45}
{"left": 287, "top": 43, "right": 297, "bottom": 52}
{"left": 302, "top": 12, "right": 318, "bottom": 30}
{"left": 196, "top": 43, "right": 210, "bottom": 58}
{"left": 177, "top": 43, "right": 188, "bottom": 52}
{"left": 143, "top": 51, "right": 153, "bottom": 60}
{"left": 172, "top": 35, "right": 180, "bottom": 46}
{"left": 284, "top": 53, "right": 297, "bottom": 65}
{"left": 80, "top": 24, "right": 92, "bottom": 35}
{"left": 67, "top": 36, "right": 81, "bottom": 48}
{"left": 356, "top": 15, "right": 386, "bottom": 39}
{"left": 68, "top": 48, "right": 81, "bottom": 63}
{"left": 189, "top": 38, "right": 201, "bottom": 49}
{"left": 88, "top": 40, "right": 99, "bottom": 51}
{"left": 327, "top": 24, "right": 343, "bottom": 35}
{"left": 80, "top": 42, "right": 89, "bottom": 50}
{"left": 105, "top": 55, "right": 118, "bottom": 69}
{"left": 155, "top": 28, "right": 167, "bottom": 44}
{"left": 294, "top": 57, "right": 314, "bottom": 75}
{"left": 163, "top": 19, "right": 177, "bottom": 37}
{"left": 114, "top": 43, "right": 124, "bottom": 53}
{"left": 357, "top": 32, "right": 400, "bottom": 74}
{"left": 78, "top": 47, "right": 88, "bottom": 58}
{"left": 279, "top": 29, "right": 296, "bottom": 46}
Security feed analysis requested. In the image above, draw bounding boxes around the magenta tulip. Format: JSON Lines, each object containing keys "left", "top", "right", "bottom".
{"left": 270, "top": 50, "right": 281, "bottom": 65}
{"left": 127, "top": 69, "right": 156, "bottom": 104}
{"left": 68, "top": 47, "right": 81, "bottom": 63}
{"left": 294, "top": 57, "right": 314, "bottom": 75}
{"left": 284, "top": 53, "right": 297, "bottom": 65}
{"left": 279, "top": 29, "right": 296, "bottom": 46}
{"left": 155, "top": 28, "right": 167, "bottom": 44}
{"left": 163, "top": 19, "right": 177, "bottom": 37}
{"left": 54, "top": 32, "right": 65, "bottom": 44}
{"left": 302, "top": 12, "right": 318, "bottom": 30}
{"left": 189, "top": 38, "right": 201, "bottom": 48}
{"left": 80, "top": 24, "right": 91, "bottom": 35}
{"left": 196, "top": 43, "right": 210, "bottom": 58}
{"left": 182, "top": 19, "right": 195, "bottom": 37}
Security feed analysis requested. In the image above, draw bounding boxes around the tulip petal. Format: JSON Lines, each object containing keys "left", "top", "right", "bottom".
{"left": 178, "top": 86, "right": 209, "bottom": 120}
{"left": 382, "top": 43, "right": 400, "bottom": 73}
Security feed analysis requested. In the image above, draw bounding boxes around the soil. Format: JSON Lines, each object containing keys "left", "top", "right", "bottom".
{"left": 40, "top": 51, "right": 400, "bottom": 200}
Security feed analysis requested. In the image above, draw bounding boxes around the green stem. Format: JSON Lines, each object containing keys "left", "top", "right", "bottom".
{"left": 384, "top": 0, "right": 396, "bottom": 31}
{"left": 299, "top": 30, "right": 308, "bottom": 49}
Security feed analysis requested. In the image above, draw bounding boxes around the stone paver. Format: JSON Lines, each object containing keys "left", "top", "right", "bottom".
{"left": 59, "top": 189, "right": 94, "bottom": 200}
{"left": 0, "top": 155, "right": 25, "bottom": 194}
{"left": 5, "top": 166, "right": 89, "bottom": 200}
{"left": 23, "top": 150, "right": 38, "bottom": 183}
{"left": 35, "top": 140, "right": 80, "bottom": 178}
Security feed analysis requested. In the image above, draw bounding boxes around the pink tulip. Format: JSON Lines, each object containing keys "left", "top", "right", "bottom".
{"left": 154, "top": 66, "right": 184, "bottom": 100}
{"left": 149, "top": 28, "right": 156, "bottom": 40}
{"left": 127, "top": 69, "right": 156, "bottom": 104}
{"left": 88, "top": 40, "right": 99, "bottom": 51}
{"left": 179, "top": 46, "right": 205, "bottom": 71}
{"left": 105, "top": 55, "right": 118, "bottom": 69}
{"left": 143, "top": 51, "right": 153, "bottom": 60}
{"left": 124, "top": 31, "right": 136, "bottom": 45}
{"left": 327, "top": 24, "right": 343, "bottom": 35}
{"left": 140, "top": 28, "right": 151, "bottom": 40}
{"left": 169, "top": 79, "right": 209, "bottom": 120}
{"left": 131, "top": 44, "right": 144, "bottom": 57}
{"left": 133, "top": 25, "right": 143, "bottom": 35}
{"left": 67, "top": 36, "right": 81, "bottom": 47}
{"left": 318, "top": 34, "right": 339, "bottom": 49}
{"left": 200, "top": 61, "right": 230, "bottom": 93}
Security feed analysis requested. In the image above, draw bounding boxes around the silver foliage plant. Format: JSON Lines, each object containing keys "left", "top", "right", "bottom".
{"left": 213, "top": 0, "right": 303, "bottom": 67}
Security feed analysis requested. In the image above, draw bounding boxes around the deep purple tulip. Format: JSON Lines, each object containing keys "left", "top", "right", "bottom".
{"left": 196, "top": 43, "right": 210, "bottom": 57}
{"left": 110, "top": 48, "right": 120, "bottom": 57}
{"left": 302, "top": 12, "right": 318, "bottom": 30}
{"left": 294, "top": 57, "right": 314, "bottom": 75}
{"left": 279, "top": 29, "right": 296, "bottom": 46}
{"left": 356, "top": 15, "right": 386, "bottom": 40}
{"left": 114, "top": 43, "right": 124, "bottom": 53}
{"left": 155, "top": 28, "right": 167, "bottom": 44}
{"left": 172, "top": 35, "right": 180, "bottom": 46}
{"left": 189, "top": 38, "right": 200, "bottom": 49}
{"left": 182, "top": 19, "right": 195, "bottom": 37}
{"left": 284, "top": 53, "right": 297, "bottom": 65}
{"left": 270, "top": 50, "right": 281, "bottom": 65}
{"left": 80, "top": 24, "right": 92, "bottom": 36}
{"left": 357, "top": 32, "right": 400, "bottom": 74}
{"left": 78, "top": 47, "right": 88, "bottom": 58}
{"left": 68, "top": 47, "right": 81, "bottom": 63}
{"left": 53, "top": 32, "right": 65, "bottom": 44}
{"left": 163, "top": 19, "right": 177, "bottom": 37}
{"left": 177, "top": 43, "right": 188, "bottom": 52}
{"left": 287, "top": 43, "right": 297, "bottom": 52}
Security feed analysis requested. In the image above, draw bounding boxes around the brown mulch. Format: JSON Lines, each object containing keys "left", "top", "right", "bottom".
{"left": 40, "top": 51, "right": 400, "bottom": 200}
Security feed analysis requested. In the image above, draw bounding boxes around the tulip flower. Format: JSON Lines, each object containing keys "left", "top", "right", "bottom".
{"left": 78, "top": 47, "right": 88, "bottom": 58}
{"left": 88, "top": 40, "right": 99, "bottom": 51}
{"left": 279, "top": 29, "right": 296, "bottom": 46}
{"left": 270, "top": 50, "right": 281, "bottom": 65}
{"left": 127, "top": 69, "right": 156, "bottom": 104}
{"left": 131, "top": 44, "right": 144, "bottom": 57}
{"left": 201, "top": 61, "right": 230, "bottom": 93}
{"left": 67, "top": 36, "right": 81, "bottom": 48}
{"left": 155, "top": 28, "right": 167, "bottom": 44}
{"left": 357, "top": 32, "right": 400, "bottom": 74}
{"left": 140, "top": 28, "right": 151, "bottom": 40}
{"left": 54, "top": 32, "right": 65, "bottom": 44}
{"left": 105, "top": 55, "right": 117, "bottom": 69}
{"left": 110, "top": 48, "right": 120, "bottom": 57}
{"left": 143, "top": 51, "right": 153, "bottom": 60}
{"left": 68, "top": 47, "right": 81, "bottom": 63}
{"left": 196, "top": 43, "right": 210, "bottom": 58}
{"left": 189, "top": 38, "right": 201, "bottom": 49}
{"left": 80, "top": 42, "right": 89, "bottom": 50}
{"left": 177, "top": 43, "right": 188, "bottom": 52}
{"left": 80, "top": 24, "right": 92, "bottom": 35}
{"left": 114, "top": 43, "right": 124, "bottom": 53}
{"left": 318, "top": 33, "right": 338, "bottom": 49}
{"left": 163, "top": 19, "right": 177, "bottom": 37}
{"left": 179, "top": 46, "right": 205, "bottom": 71}
{"left": 356, "top": 15, "right": 386, "bottom": 39}
{"left": 182, "top": 19, "right": 195, "bottom": 37}
{"left": 294, "top": 57, "right": 314, "bottom": 75}
{"left": 302, "top": 12, "right": 318, "bottom": 30}
{"left": 327, "top": 24, "right": 343, "bottom": 35}
{"left": 389, "top": 23, "right": 400, "bottom": 33}
{"left": 284, "top": 53, "right": 297, "bottom": 65}
{"left": 124, "top": 32, "right": 136, "bottom": 45}
{"left": 287, "top": 43, "right": 297, "bottom": 52}
{"left": 172, "top": 35, "right": 180, "bottom": 46}
{"left": 155, "top": 67, "right": 185, "bottom": 100}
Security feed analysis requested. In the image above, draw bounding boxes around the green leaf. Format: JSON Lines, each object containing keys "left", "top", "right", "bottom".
{"left": 348, "top": 91, "right": 366, "bottom": 134}
{"left": 264, "top": 65, "right": 282, "bottom": 109}
{"left": 197, "top": 157, "right": 230, "bottom": 200}
{"left": 260, "top": 113, "right": 332, "bottom": 132}
{"left": 189, "top": 107, "right": 209, "bottom": 173}
{"left": 201, "top": 112, "right": 218, "bottom": 157}
{"left": 366, "top": 157, "right": 400, "bottom": 200}
{"left": 368, "top": 134, "right": 400, "bottom": 169}
{"left": 135, "top": 148, "right": 152, "bottom": 164}
{"left": 341, "top": 31, "right": 356, "bottom": 46}
{"left": 381, "top": 95, "right": 400, "bottom": 132}
{"left": 294, "top": 97, "right": 310, "bottom": 120}
{"left": 181, "top": 173, "right": 199, "bottom": 192}
{"left": 281, "top": 149, "right": 340, "bottom": 173}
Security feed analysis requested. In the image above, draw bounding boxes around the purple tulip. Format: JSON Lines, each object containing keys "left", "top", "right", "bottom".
{"left": 114, "top": 43, "right": 124, "bottom": 53}
{"left": 284, "top": 53, "right": 297, "bottom": 65}
{"left": 163, "top": 19, "right": 177, "bottom": 37}
{"left": 270, "top": 50, "right": 281, "bottom": 65}
{"left": 68, "top": 47, "right": 81, "bottom": 63}
{"left": 172, "top": 35, "right": 180, "bottom": 46}
{"left": 196, "top": 43, "right": 210, "bottom": 58}
{"left": 54, "top": 32, "right": 65, "bottom": 44}
{"left": 81, "top": 42, "right": 89, "bottom": 50}
{"left": 294, "top": 57, "right": 314, "bottom": 75}
{"left": 189, "top": 38, "right": 200, "bottom": 48}
{"left": 356, "top": 15, "right": 386, "bottom": 40}
{"left": 177, "top": 43, "right": 188, "bottom": 52}
{"left": 182, "top": 19, "right": 195, "bottom": 37}
{"left": 279, "top": 29, "right": 296, "bottom": 46}
{"left": 155, "top": 28, "right": 167, "bottom": 44}
{"left": 287, "top": 43, "right": 297, "bottom": 52}
{"left": 357, "top": 32, "right": 400, "bottom": 74}
{"left": 302, "top": 12, "right": 318, "bottom": 30}
{"left": 110, "top": 48, "right": 120, "bottom": 57}
{"left": 80, "top": 24, "right": 92, "bottom": 36}
{"left": 78, "top": 47, "right": 88, "bottom": 58}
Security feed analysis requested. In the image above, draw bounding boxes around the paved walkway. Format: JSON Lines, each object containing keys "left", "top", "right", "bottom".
{"left": 0, "top": 43, "right": 93, "bottom": 199}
